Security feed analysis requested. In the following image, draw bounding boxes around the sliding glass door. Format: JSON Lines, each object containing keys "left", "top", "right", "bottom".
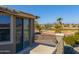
{"left": 16, "top": 17, "right": 23, "bottom": 52}
{"left": 23, "top": 18, "right": 29, "bottom": 48}
{"left": 16, "top": 17, "right": 30, "bottom": 52}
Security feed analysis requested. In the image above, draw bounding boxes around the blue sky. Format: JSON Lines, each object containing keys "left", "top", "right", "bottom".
{"left": 7, "top": 5, "right": 79, "bottom": 24}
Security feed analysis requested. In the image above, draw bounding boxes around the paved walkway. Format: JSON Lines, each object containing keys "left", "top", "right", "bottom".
{"left": 30, "top": 45, "right": 56, "bottom": 54}
{"left": 74, "top": 45, "right": 79, "bottom": 53}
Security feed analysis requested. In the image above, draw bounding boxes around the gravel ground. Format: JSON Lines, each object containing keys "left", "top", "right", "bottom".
{"left": 35, "top": 34, "right": 58, "bottom": 47}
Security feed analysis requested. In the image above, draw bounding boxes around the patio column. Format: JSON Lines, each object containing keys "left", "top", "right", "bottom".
{"left": 29, "top": 19, "right": 34, "bottom": 47}
{"left": 11, "top": 15, "right": 16, "bottom": 53}
{"left": 55, "top": 33, "right": 64, "bottom": 54}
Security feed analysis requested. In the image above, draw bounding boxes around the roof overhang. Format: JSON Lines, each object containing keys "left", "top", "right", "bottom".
{"left": 0, "top": 6, "right": 39, "bottom": 19}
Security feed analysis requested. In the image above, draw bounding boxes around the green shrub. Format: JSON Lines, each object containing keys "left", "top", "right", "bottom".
{"left": 64, "top": 31, "right": 79, "bottom": 46}
{"left": 74, "top": 31, "right": 79, "bottom": 44}
{"left": 64, "top": 36, "right": 76, "bottom": 46}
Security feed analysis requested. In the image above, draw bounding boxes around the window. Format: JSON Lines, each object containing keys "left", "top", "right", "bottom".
{"left": 0, "top": 14, "right": 10, "bottom": 42}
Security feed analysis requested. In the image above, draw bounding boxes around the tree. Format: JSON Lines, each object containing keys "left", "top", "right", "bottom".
{"left": 57, "top": 17, "right": 63, "bottom": 25}
{"left": 44, "top": 24, "right": 52, "bottom": 30}
{"left": 35, "top": 21, "right": 42, "bottom": 33}
{"left": 54, "top": 17, "right": 63, "bottom": 33}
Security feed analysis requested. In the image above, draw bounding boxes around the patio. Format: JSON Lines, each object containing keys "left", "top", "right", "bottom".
{"left": 30, "top": 44, "right": 56, "bottom": 54}
{"left": 30, "top": 34, "right": 59, "bottom": 54}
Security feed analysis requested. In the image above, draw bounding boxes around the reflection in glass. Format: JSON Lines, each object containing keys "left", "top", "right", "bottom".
{"left": 0, "top": 15, "right": 10, "bottom": 41}
{"left": 23, "top": 18, "right": 29, "bottom": 48}
{"left": 16, "top": 17, "right": 23, "bottom": 52}
{"left": 16, "top": 17, "right": 30, "bottom": 52}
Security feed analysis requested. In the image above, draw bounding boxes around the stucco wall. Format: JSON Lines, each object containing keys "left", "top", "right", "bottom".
{"left": 0, "top": 44, "right": 16, "bottom": 54}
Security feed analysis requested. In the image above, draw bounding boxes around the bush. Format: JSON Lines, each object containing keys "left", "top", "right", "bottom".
{"left": 64, "top": 36, "right": 76, "bottom": 46}
{"left": 74, "top": 31, "right": 79, "bottom": 44}
{"left": 64, "top": 31, "right": 79, "bottom": 46}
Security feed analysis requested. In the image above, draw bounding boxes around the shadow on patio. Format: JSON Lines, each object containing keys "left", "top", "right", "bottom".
{"left": 64, "top": 46, "right": 79, "bottom": 54}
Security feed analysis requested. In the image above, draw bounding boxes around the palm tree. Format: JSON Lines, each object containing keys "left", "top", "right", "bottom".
{"left": 57, "top": 17, "right": 63, "bottom": 25}
{"left": 54, "top": 17, "right": 63, "bottom": 33}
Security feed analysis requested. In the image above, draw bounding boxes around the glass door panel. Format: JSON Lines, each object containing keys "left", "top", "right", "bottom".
{"left": 16, "top": 17, "right": 23, "bottom": 52}
{"left": 23, "top": 19, "right": 29, "bottom": 48}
